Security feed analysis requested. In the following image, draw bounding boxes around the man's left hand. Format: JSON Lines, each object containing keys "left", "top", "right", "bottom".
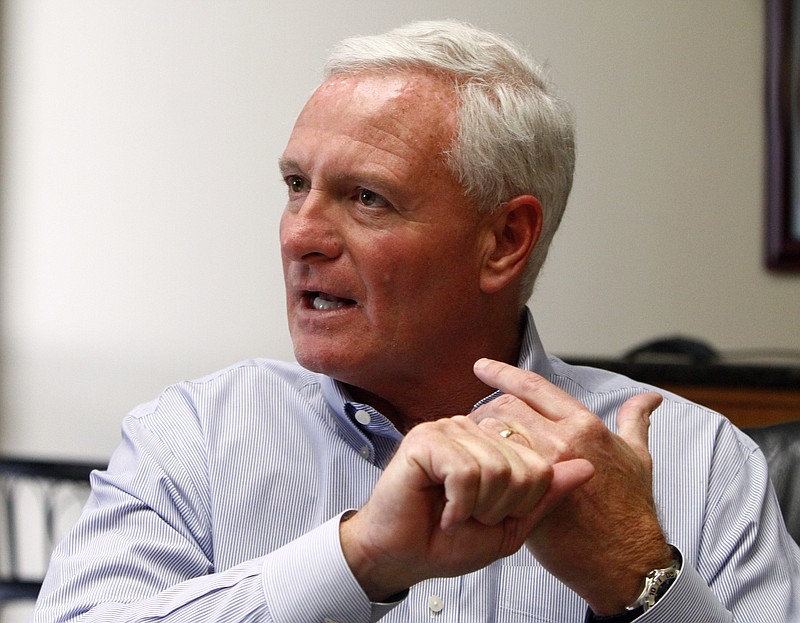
{"left": 470, "top": 358, "right": 673, "bottom": 616}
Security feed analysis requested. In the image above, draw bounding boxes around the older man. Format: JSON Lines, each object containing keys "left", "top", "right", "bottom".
{"left": 35, "top": 20, "right": 799, "bottom": 623}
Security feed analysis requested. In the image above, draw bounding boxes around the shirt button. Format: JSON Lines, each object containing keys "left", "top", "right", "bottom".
{"left": 359, "top": 446, "right": 371, "bottom": 459}
{"left": 354, "top": 409, "right": 372, "bottom": 425}
{"left": 428, "top": 594, "right": 444, "bottom": 613}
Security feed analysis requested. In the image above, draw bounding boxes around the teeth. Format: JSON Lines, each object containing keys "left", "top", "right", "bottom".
{"left": 313, "top": 296, "right": 348, "bottom": 311}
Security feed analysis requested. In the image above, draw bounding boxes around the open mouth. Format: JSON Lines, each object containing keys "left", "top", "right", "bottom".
{"left": 306, "top": 291, "right": 356, "bottom": 311}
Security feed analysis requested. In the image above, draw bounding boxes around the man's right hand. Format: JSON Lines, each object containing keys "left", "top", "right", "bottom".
{"left": 339, "top": 415, "right": 594, "bottom": 601}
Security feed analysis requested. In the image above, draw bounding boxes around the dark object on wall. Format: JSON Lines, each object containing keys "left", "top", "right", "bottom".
{"left": 766, "top": 0, "right": 800, "bottom": 270}
{"left": 623, "top": 336, "right": 719, "bottom": 365}
{"left": 0, "top": 457, "right": 105, "bottom": 605}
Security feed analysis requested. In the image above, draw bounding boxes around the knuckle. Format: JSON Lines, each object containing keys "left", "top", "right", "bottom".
{"left": 476, "top": 417, "right": 499, "bottom": 431}
{"left": 516, "top": 461, "right": 552, "bottom": 502}
{"left": 489, "top": 394, "right": 526, "bottom": 419}
{"left": 479, "top": 393, "right": 517, "bottom": 418}
{"left": 494, "top": 393, "right": 519, "bottom": 408}
{"left": 483, "top": 458, "right": 513, "bottom": 484}
{"left": 574, "top": 411, "right": 607, "bottom": 441}
{"left": 451, "top": 459, "right": 482, "bottom": 487}
{"left": 548, "top": 437, "right": 572, "bottom": 460}
{"left": 450, "top": 415, "right": 475, "bottom": 431}
{"left": 518, "top": 372, "right": 546, "bottom": 395}
{"left": 527, "top": 454, "right": 554, "bottom": 482}
{"left": 512, "top": 447, "right": 550, "bottom": 483}
{"left": 404, "top": 421, "right": 430, "bottom": 440}
{"left": 403, "top": 420, "right": 440, "bottom": 445}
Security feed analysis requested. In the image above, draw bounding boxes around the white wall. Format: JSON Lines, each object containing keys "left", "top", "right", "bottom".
{"left": 1, "top": 0, "right": 797, "bottom": 462}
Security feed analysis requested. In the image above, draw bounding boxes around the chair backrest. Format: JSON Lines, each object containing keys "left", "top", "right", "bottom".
{"left": 0, "top": 457, "right": 104, "bottom": 606}
{"left": 744, "top": 421, "right": 800, "bottom": 545}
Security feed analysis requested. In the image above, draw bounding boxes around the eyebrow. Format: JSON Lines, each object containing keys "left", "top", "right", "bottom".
{"left": 279, "top": 156, "right": 392, "bottom": 189}
{"left": 278, "top": 157, "right": 301, "bottom": 176}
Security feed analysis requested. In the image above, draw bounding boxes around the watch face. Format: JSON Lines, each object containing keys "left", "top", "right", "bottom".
{"left": 642, "top": 567, "right": 679, "bottom": 611}
{"left": 627, "top": 548, "right": 682, "bottom": 612}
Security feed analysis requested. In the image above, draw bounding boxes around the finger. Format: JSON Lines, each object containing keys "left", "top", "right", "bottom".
{"left": 473, "top": 358, "right": 582, "bottom": 422}
{"left": 397, "top": 420, "right": 479, "bottom": 532}
{"left": 410, "top": 417, "right": 523, "bottom": 532}
{"left": 470, "top": 418, "right": 561, "bottom": 525}
{"left": 476, "top": 415, "right": 532, "bottom": 448}
{"left": 616, "top": 392, "right": 663, "bottom": 456}
{"left": 472, "top": 443, "right": 553, "bottom": 526}
{"left": 443, "top": 419, "right": 548, "bottom": 527}
{"left": 526, "top": 458, "right": 595, "bottom": 525}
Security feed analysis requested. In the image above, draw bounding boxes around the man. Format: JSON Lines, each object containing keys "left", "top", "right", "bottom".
{"left": 34, "top": 20, "right": 799, "bottom": 623}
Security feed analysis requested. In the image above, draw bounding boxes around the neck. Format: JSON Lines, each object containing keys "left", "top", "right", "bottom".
{"left": 346, "top": 309, "right": 526, "bottom": 433}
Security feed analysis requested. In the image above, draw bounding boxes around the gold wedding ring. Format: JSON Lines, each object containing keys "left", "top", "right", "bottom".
{"left": 499, "top": 428, "right": 515, "bottom": 439}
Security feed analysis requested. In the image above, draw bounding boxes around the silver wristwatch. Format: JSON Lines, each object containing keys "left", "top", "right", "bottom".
{"left": 625, "top": 547, "right": 682, "bottom": 613}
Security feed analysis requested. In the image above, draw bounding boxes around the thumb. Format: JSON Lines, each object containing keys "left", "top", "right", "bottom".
{"left": 616, "top": 391, "right": 663, "bottom": 457}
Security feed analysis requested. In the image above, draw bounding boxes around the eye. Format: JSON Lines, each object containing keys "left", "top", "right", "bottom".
{"left": 356, "top": 188, "right": 391, "bottom": 209}
{"left": 285, "top": 175, "right": 308, "bottom": 194}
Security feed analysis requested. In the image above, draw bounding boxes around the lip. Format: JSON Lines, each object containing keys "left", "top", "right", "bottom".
{"left": 289, "top": 282, "right": 358, "bottom": 308}
{"left": 285, "top": 265, "right": 360, "bottom": 312}
{"left": 289, "top": 291, "right": 360, "bottom": 332}
{"left": 303, "top": 290, "right": 357, "bottom": 310}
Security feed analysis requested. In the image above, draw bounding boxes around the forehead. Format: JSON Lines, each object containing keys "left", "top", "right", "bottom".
{"left": 316, "top": 70, "right": 456, "bottom": 136}
{"left": 283, "top": 71, "right": 458, "bottom": 177}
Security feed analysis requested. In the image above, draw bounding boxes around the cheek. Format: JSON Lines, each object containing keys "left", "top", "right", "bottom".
{"left": 357, "top": 226, "right": 484, "bottom": 305}
{"left": 355, "top": 244, "right": 427, "bottom": 309}
{"left": 374, "top": 246, "right": 471, "bottom": 302}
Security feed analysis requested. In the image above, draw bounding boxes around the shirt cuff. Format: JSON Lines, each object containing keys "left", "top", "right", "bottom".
{"left": 629, "top": 549, "right": 730, "bottom": 622}
{"left": 261, "top": 512, "right": 403, "bottom": 623}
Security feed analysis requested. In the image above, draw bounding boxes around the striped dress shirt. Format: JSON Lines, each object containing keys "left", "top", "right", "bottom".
{"left": 34, "top": 310, "right": 800, "bottom": 622}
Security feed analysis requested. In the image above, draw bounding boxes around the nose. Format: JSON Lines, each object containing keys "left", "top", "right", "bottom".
{"left": 280, "top": 190, "right": 344, "bottom": 263}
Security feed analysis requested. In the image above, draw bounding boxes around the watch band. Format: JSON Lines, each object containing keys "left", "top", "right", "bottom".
{"left": 586, "top": 606, "right": 643, "bottom": 623}
{"left": 624, "top": 545, "right": 682, "bottom": 613}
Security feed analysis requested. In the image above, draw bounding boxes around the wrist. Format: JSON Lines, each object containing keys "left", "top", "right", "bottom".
{"left": 339, "top": 509, "right": 411, "bottom": 602}
{"left": 587, "top": 545, "right": 682, "bottom": 621}
{"left": 585, "top": 536, "right": 674, "bottom": 615}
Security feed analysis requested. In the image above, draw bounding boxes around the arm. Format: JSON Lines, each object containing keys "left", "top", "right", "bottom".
{"left": 33, "top": 412, "right": 377, "bottom": 623}
{"left": 470, "top": 358, "right": 800, "bottom": 622}
{"left": 630, "top": 433, "right": 800, "bottom": 622}
{"left": 648, "top": 422, "right": 800, "bottom": 622}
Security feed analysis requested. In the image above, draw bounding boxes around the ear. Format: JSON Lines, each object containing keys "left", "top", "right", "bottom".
{"left": 479, "top": 194, "right": 542, "bottom": 294}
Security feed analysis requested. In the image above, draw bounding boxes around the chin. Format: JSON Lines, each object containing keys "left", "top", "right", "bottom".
{"left": 293, "top": 344, "right": 378, "bottom": 391}
{"left": 293, "top": 341, "right": 348, "bottom": 376}
{"left": 292, "top": 346, "right": 327, "bottom": 372}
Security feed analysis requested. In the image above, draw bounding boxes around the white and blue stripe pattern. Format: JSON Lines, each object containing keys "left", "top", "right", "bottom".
{"left": 34, "top": 310, "right": 800, "bottom": 622}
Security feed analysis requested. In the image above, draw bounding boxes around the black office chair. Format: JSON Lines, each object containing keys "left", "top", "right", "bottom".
{"left": 744, "top": 421, "right": 800, "bottom": 545}
{"left": 0, "top": 457, "right": 104, "bottom": 606}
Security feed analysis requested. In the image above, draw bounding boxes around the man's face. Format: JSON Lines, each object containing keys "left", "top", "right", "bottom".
{"left": 280, "top": 71, "right": 494, "bottom": 393}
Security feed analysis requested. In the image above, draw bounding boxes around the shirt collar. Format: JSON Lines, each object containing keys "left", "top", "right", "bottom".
{"left": 319, "top": 375, "right": 402, "bottom": 467}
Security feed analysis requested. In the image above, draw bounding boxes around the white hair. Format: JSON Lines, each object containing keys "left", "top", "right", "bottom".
{"left": 324, "top": 20, "right": 576, "bottom": 301}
